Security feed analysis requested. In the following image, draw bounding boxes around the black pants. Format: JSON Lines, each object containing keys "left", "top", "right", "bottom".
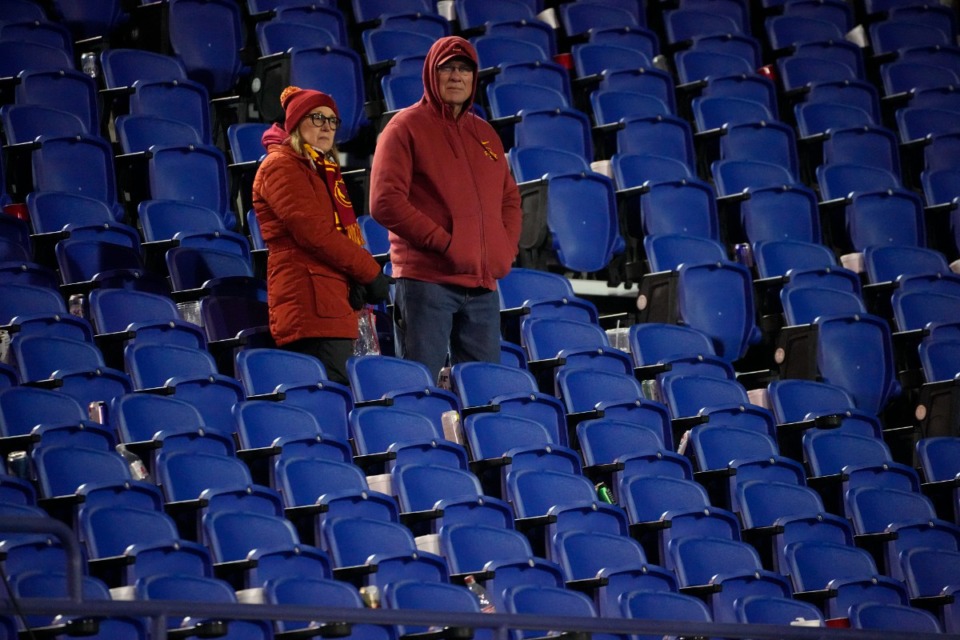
{"left": 282, "top": 337, "right": 353, "bottom": 387}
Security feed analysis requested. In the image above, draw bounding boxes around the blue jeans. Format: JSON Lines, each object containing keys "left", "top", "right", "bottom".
{"left": 393, "top": 278, "right": 501, "bottom": 383}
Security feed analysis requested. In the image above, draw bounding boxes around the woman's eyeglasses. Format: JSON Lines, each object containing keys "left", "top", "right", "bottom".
{"left": 307, "top": 113, "right": 341, "bottom": 129}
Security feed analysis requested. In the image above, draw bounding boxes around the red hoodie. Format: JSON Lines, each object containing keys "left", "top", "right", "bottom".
{"left": 369, "top": 36, "right": 522, "bottom": 291}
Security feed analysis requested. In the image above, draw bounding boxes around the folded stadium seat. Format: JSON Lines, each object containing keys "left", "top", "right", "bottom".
{"left": 14, "top": 69, "right": 100, "bottom": 138}
{"left": 783, "top": 539, "right": 910, "bottom": 619}
{"left": 711, "top": 159, "right": 798, "bottom": 197}
{"left": 556, "top": 367, "right": 674, "bottom": 447}
{"left": 911, "top": 85, "right": 960, "bottom": 113}
{"left": 351, "top": 0, "right": 434, "bottom": 24}
{"left": 734, "top": 594, "right": 825, "bottom": 627}
{"left": 133, "top": 573, "right": 273, "bottom": 637}
{"left": 502, "top": 584, "right": 618, "bottom": 640}
{"left": 29, "top": 134, "right": 125, "bottom": 222}
{"left": 899, "top": 546, "right": 960, "bottom": 630}
{"left": 552, "top": 528, "right": 679, "bottom": 616}
{"left": 766, "top": 378, "right": 884, "bottom": 460}
{"left": 252, "top": 44, "right": 368, "bottom": 145}
{"left": 643, "top": 234, "right": 729, "bottom": 273}
{"left": 349, "top": 405, "right": 469, "bottom": 474}
{"left": 10, "top": 569, "right": 146, "bottom": 637}
{"left": 437, "top": 522, "right": 565, "bottom": 612}
{"left": 123, "top": 341, "right": 245, "bottom": 437}
{"left": 869, "top": 18, "right": 951, "bottom": 57}
{"left": 125, "top": 80, "right": 212, "bottom": 145}
{"left": 570, "top": 42, "right": 652, "bottom": 79}
{"left": 775, "top": 54, "right": 858, "bottom": 94}
{"left": 0, "top": 39, "right": 73, "bottom": 81}
{"left": 471, "top": 35, "right": 548, "bottom": 76}
{"left": 263, "top": 575, "right": 391, "bottom": 640}
{"left": 765, "top": 14, "right": 846, "bottom": 52}
{"left": 0, "top": 103, "right": 88, "bottom": 143}
{"left": 850, "top": 602, "right": 944, "bottom": 633}
{"left": 485, "top": 20, "right": 558, "bottom": 61}
{"left": 462, "top": 412, "right": 580, "bottom": 498}
{"left": 146, "top": 143, "right": 235, "bottom": 230}
{"left": 863, "top": 245, "right": 951, "bottom": 285}
{"left": 737, "top": 480, "right": 854, "bottom": 573}
{"left": 688, "top": 423, "right": 804, "bottom": 509}
{"left": 575, "top": 416, "right": 676, "bottom": 490}
{"left": 487, "top": 81, "right": 569, "bottom": 122}
{"left": 255, "top": 19, "right": 338, "bottom": 56}
{"left": 496, "top": 267, "right": 598, "bottom": 341}
{"left": 47, "top": 0, "right": 127, "bottom": 41}
{"left": 846, "top": 485, "right": 960, "bottom": 579}
{"left": 673, "top": 50, "right": 754, "bottom": 92}
{"left": 166, "top": 0, "right": 246, "bottom": 97}
{"left": 275, "top": 456, "right": 399, "bottom": 545}
{"left": 234, "top": 399, "right": 352, "bottom": 485}
{"left": 617, "top": 473, "right": 733, "bottom": 560}
{"left": 10, "top": 334, "right": 133, "bottom": 412}
{"left": 619, "top": 590, "right": 714, "bottom": 633}
{"left": 320, "top": 515, "right": 449, "bottom": 589}
{"left": 560, "top": 1, "right": 642, "bottom": 43}
{"left": 616, "top": 114, "right": 697, "bottom": 173}
{"left": 505, "top": 467, "right": 629, "bottom": 556}
{"left": 272, "top": 3, "right": 349, "bottom": 44}
{"left": 794, "top": 101, "right": 874, "bottom": 139}
{"left": 31, "top": 440, "right": 161, "bottom": 528}
{"left": 234, "top": 347, "right": 355, "bottom": 444}
{"left": 718, "top": 121, "right": 800, "bottom": 186}
{"left": 87, "top": 280, "right": 207, "bottom": 367}
{"left": 164, "top": 245, "right": 259, "bottom": 302}
{"left": 515, "top": 170, "right": 626, "bottom": 278}
{"left": 589, "top": 88, "right": 671, "bottom": 127}
{"left": 628, "top": 322, "right": 734, "bottom": 385}
{"left": 898, "top": 43, "right": 960, "bottom": 79}
{"left": 0, "top": 386, "right": 116, "bottom": 459}
{"left": 78, "top": 503, "right": 213, "bottom": 588}
{"left": 589, "top": 22, "right": 659, "bottom": 58}
{"left": 804, "top": 429, "right": 920, "bottom": 514}
{"left": 453, "top": 0, "right": 535, "bottom": 33}
{"left": 781, "top": 0, "right": 853, "bottom": 33}
{"left": 391, "top": 462, "right": 516, "bottom": 538}
{"left": 881, "top": 58, "right": 960, "bottom": 97}
{"left": 665, "top": 536, "right": 794, "bottom": 623}
{"left": 597, "top": 67, "right": 676, "bottom": 116}
{"left": 611, "top": 152, "right": 693, "bottom": 192}
{"left": 520, "top": 317, "right": 633, "bottom": 394}
{"left": 897, "top": 106, "right": 960, "bottom": 146}
{"left": 0, "top": 0, "right": 46, "bottom": 24}
{"left": 112, "top": 392, "right": 234, "bottom": 475}
{"left": 804, "top": 79, "right": 882, "bottom": 126}
{"left": 361, "top": 26, "right": 435, "bottom": 72}
{"left": 915, "top": 436, "right": 960, "bottom": 522}
{"left": 379, "top": 12, "right": 451, "bottom": 40}
{"left": 382, "top": 580, "right": 489, "bottom": 640}
{"left": 506, "top": 146, "right": 590, "bottom": 183}
{"left": 663, "top": 8, "right": 742, "bottom": 46}
{"left": 0, "top": 18, "right": 69, "bottom": 58}
{"left": 347, "top": 354, "right": 460, "bottom": 423}
{"left": 156, "top": 448, "right": 285, "bottom": 545}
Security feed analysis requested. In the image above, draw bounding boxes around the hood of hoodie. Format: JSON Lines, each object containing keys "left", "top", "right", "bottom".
{"left": 421, "top": 36, "right": 479, "bottom": 120}
{"left": 261, "top": 122, "right": 289, "bottom": 150}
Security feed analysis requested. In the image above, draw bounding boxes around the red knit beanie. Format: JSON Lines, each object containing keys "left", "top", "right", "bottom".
{"left": 281, "top": 85, "right": 339, "bottom": 134}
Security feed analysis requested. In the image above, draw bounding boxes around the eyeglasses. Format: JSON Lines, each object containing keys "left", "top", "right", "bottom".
{"left": 438, "top": 63, "right": 474, "bottom": 75}
{"left": 307, "top": 113, "right": 341, "bottom": 129}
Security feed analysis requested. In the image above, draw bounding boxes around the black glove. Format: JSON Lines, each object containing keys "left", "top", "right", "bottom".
{"left": 348, "top": 282, "right": 366, "bottom": 310}
{"left": 364, "top": 272, "right": 395, "bottom": 304}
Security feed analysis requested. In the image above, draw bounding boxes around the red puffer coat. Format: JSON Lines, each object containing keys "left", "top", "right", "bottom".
{"left": 252, "top": 140, "right": 381, "bottom": 343}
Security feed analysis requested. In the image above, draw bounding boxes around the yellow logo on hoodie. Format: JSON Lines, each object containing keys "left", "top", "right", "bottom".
{"left": 480, "top": 140, "right": 498, "bottom": 161}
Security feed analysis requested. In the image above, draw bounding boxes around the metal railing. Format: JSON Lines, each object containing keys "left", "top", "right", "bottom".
{"left": 0, "top": 517, "right": 955, "bottom": 640}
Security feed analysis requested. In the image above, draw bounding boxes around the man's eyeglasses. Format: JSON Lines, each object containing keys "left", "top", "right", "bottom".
{"left": 438, "top": 63, "right": 474, "bottom": 75}
{"left": 307, "top": 113, "right": 341, "bottom": 129}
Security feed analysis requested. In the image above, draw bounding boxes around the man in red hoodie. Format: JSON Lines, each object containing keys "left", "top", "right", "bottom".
{"left": 370, "top": 36, "right": 523, "bottom": 382}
